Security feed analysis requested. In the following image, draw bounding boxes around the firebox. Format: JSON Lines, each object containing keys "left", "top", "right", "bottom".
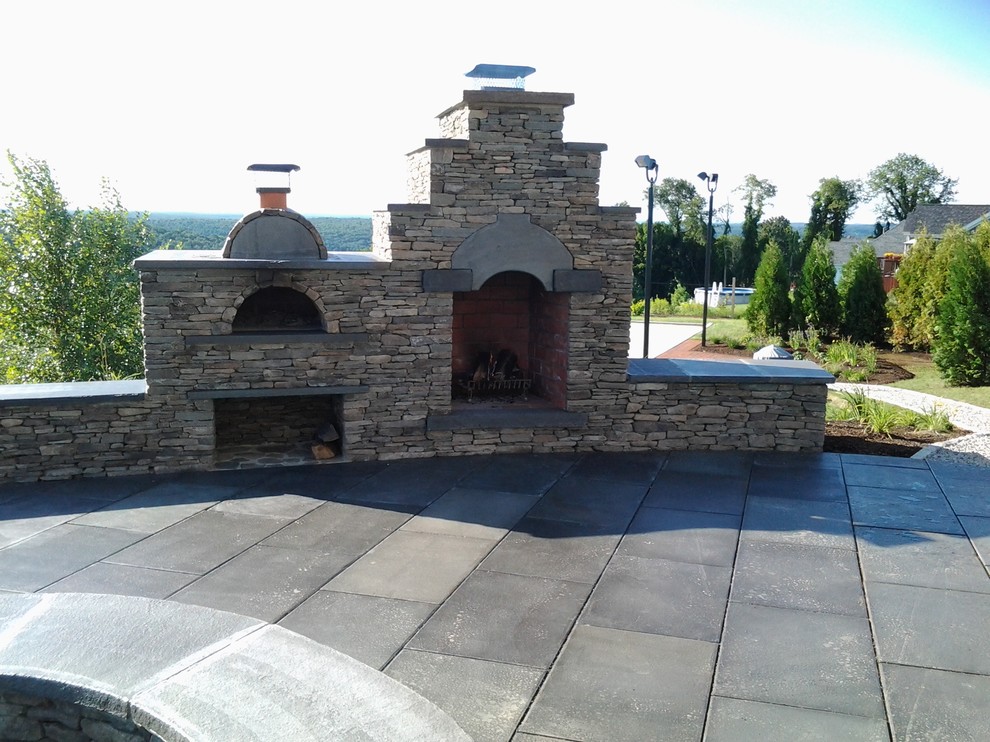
{"left": 232, "top": 287, "right": 322, "bottom": 333}
{"left": 451, "top": 272, "right": 569, "bottom": 407}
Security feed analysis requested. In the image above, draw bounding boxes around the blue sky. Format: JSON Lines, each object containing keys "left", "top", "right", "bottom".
{"left": 2, "top": 0, "right": 988, "bottom": 226}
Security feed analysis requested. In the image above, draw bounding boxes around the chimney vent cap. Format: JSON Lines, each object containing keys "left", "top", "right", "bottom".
{"left": 247, "top": 163, "right": 300, "bottom": 173}
{"left": 465, "top": 64, "right": 535, "bottom": 90}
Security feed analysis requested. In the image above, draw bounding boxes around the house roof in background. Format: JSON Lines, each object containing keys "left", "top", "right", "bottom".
{"left": 900, "top": 203, "right": 990, "bottom": 236}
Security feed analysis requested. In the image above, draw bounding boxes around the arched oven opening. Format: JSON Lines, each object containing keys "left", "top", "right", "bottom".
{"left": 232, "top": 287, "right": 322, "bottom": 333}
{"left": 452, "top": 271, "right": 568, "bottom": 408}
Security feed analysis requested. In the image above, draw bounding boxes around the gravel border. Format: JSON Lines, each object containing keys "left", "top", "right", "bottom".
{"left": 829, "top": 382, "right": 990, "bottom": 468}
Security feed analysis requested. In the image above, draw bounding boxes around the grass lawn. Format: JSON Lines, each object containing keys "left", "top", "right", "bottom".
{"left": 881, "top": 352, "right": 990, "bottom": 409}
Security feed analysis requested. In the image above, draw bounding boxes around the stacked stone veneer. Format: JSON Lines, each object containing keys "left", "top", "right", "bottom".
{"left": 0, "top": 89, "right": 831, "bottom": 483}
{"left": 0, "top": 691, "right": 158, "bottom": 742}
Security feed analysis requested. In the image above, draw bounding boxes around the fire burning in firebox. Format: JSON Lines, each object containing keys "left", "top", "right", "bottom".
{"left": 457, "top": 349, "right": 532, "bottom": 400}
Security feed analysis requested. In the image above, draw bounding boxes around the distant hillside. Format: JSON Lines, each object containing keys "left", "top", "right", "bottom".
{"left": 142, "top": 213, "right": 372, "bottom": 252}
{"left": 722, "top": 222, "right": 878, "bottom": 239}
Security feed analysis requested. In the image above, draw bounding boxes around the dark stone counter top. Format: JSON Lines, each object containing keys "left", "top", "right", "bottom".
{"left": 628, "top": 358, "right": 835, "bottom": 385}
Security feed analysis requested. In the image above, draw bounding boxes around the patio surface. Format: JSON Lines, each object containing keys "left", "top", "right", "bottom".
{"left": 1, "top": 451, "right": 988, "bottom": 741}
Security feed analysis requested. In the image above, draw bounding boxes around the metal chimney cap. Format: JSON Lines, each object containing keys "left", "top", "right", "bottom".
{"left": 465, "top": 64, "right": 536, "bottom": 80}
{"left": 247, "top": 164, "right": 300, "bottom": 173}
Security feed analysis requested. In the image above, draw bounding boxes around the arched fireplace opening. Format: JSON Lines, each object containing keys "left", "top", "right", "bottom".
{"left": 452, "top": 271, "right": 569, "bottom": 408}
{"left": 232, "top": 287, "right": 322, "bottom": 333}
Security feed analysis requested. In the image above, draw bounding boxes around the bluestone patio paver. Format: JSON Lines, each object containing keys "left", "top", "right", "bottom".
{"left": 880, "top": 663, "right": 990, "bottom": 741}
{"left": 731, "top": 540, "right": 866, "bottom": 615}
{"left": 105, "top": 509, "right": 291, "bottom": 574}
{"left": 847, "top": 484, "right": 963, "bottom": 533}
{"left": 2, "top": 450, "right": 989, "bottom": 741}
{"left": 278, "top": 590, "right": 435, "bottom": 669}
{"left": 867, "top": 581, "right": 990, "bottom": 674}
{"left": 386, "top": 649, "right": 544, "bottom": 742}
{"left": 521, "top": 624, "right": 716, "bottom": 742}
{"left": 715, "top": 602, "right": 885, "bottom": 719}
{"left": 580, "top": 554, "right": 731, "bottom": 642}
{"left": 704, "top": 696, "right": 890, "bottom": 742}
{"left": 619, "top": 506, "right": 740, "bottom": 566}
{"left": 170, "top": 543, "right": 355, "bottom": 622}
{"left": 741, "top": 495, "right": 856, "bottom": 550}
{"left": 409, "top": 569, "right": 592, "bottom": 668}
{"left": 0, "top": 523, "right": 144, "bottom": 592}
{"left": 325, "top": 530, "right": 495, "bottom": 603}
{"left": 856, "top": 526, "right": 990, "bottom": 592}
{"left": 41, "top": 561, "right": 198, "bottom": 599}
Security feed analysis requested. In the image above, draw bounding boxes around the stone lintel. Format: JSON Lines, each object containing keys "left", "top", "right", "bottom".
{"left": 422, "top": 269, "right": 473, "bottom": 292}
{"left": 384, "top": 203, "right": 433, "bottom": 214}
{"left": 601, "top": 206, "right": 642, "bottom": 216}
{"left": 564, "top": 142, "right": 608, "bottom": 153}
{"left": 554, "top": 269, "right": 602, "bottom": 293}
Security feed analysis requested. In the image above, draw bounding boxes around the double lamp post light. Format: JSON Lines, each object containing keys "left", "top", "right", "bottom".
{"left": 635, "top": 155, "right": 718, "bottom": 357}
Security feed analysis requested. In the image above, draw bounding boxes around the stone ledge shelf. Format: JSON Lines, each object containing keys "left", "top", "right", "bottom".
{"left": 0, "top": 380, "right": 147, "bottom": 408}
{"left": 627, "top": 358, "right": 835, "bottom": 384}
{"left": 0, "top": 593, "right": 471, "bottom": 742}
{"left": 185, "top": 332, "right": 369, "bottom": 348}
{"left": 133, "top": 250, "right": 390, "bottom": 271}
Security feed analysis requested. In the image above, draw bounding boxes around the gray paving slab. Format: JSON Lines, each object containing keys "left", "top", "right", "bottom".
{"left": 643, "top": 469, "right": 748, "bottom": 515}
{"left": 960, "top": 514, "right": 990, "bottom": 567}
{"left": 278, "top": 590, "right": 435, "bottom": 670}
{"left": 325, "top": 530, "right": 495, "bottom": 604}
{"left": 565, "top": 451, "right": 666, "bottom": 484}
{"left": 881, "top": 662, "right": 990, "bottom": 742}
{"left": 336, "top": 456, "right": 479, "bottom": 508}
{"left": 847, "top": 484, "right": 963, "bottom": 534}
{"left": 839, "top": 452, "right": 930, "bottom": 469}
{"left": 581, "top": 554, "right": 731, "bottom": 642}
{"left": 731, "top": 540, "right": 866, "bottom": 616}
{"left": 260, "top": 500, "right": 411, "bottom": 553}
{"left": 104, "top": 510, "right": 290, "bottom": 575}
{"left": 170, "top": 543, "right": 353, "bottom": 622}
{"left": 132, "top": 624, "right": 471, "bottom": 742}
{"left": 753, "top": 451, "right": 844, "bottom": 470}
{"left": 244, "top": 460, "right": 385, "bottom": 499}
{"left": 714, "top": 602, "right": 885, "bottom": 719}
{"left": 704, "top": 695, "right": 889, "bottom": 742}
{"left": 386, "top": 649, "right": 544, "bottom": 742}
{"left": 409, "top": 569, "right": 592, "bottom": 668}
{"left": 210, "top": 490, "right": 325, "bottom": 520}
{"left": 0, "top": 492, "right": 115, "bottom": 548}
{"left": 0, "top": 523, "right": 144, "bottom": 592}
{"left": 856, "top": 526, "right": 990, "bottom": 592}
{"left": 666, "top": 450, "right": 755, "bottom": 477}
{"left": 399, "top": 486, "right": 538, "bottom": 541}
{"left": 747, "top": 460, "right": 847, "bottom": 501}
{"left": 741, "top": 496, "right": 856, "bottom": 550}
{"left": 71, "top": 482, "right": 237, "bottom": 533}
{"left": 0, "top": 474, "right": 157, "bottom": 504}
{"left": 41, "top": 562, "right": 198, "bottom": 599}
{"left": 526, "top": 475, "right": 646, "bottom": 530}
{"left": 843, "top": 461, "right": 942, "bottom": 491}
{"left": 0, "top": 592, "right": 264, "bottom": 695}
{"left": 867, "top": 581, "right": 990, "bottom": 674}
{"left": 929, "top": 461, "right": 990, "bottom": 517}
{"left": 619, "top": 507, "right": 740, "bottom": 567}
{"left": 521, "top": 624, "right": 716, "bottom": 742}
{"left": 479, "top": 517, "right": 621, "bottom": 584}
{"left": 457, "top": 453, "right": 579, "bottom": 495}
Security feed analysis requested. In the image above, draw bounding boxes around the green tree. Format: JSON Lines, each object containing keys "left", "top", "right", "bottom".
{"left": 887, "top": 230, "right": 953, "bottom": 350}
{"left": 747, "top": 241, "right": 791, "bottom": 339}
{"left": 650, "top": 178, "right": 705, "bottom": 241}
{"left": 932, "top": 234, "right": 990, "bottom": 385}
{"left": 734, "top": 174, "right": 777, "bottom": 285}
{"left": 0, "top": 153, "right": 152, "bottom": 382}
{"left": 866, "top": 153, "right": 957, "bottom": 222}
{"left": 759, "top": 216, "right": 801, "bottom": 281}
{"left": 838, "top": 243, "right": 888, "bottom": 343}
{"left": 803, "top": 177, "right": 862, "bottom": 247}
{"left": 793, "top": 235, "right": 841, "bottom": 335}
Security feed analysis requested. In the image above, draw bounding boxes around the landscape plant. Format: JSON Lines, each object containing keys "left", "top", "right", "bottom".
{"left": 794, "top": 235, "right": 841, "bottom": 335}
{"left": 746, "top": 241, "right": 792, "bottom": 339}
{"left": 0, "top": 153, "right": 153, "bottom": 383}
{"left": 932, "top": 234, "right": 990, "bottom": 385}
{"left": 888, "top": 229, "right": 955, "bottom": 350}
{"left": 838, "top": 243, "right": 888, "bottom": 344}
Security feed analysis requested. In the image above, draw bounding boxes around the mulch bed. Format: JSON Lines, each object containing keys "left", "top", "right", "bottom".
{"left": 667, "top": 341, "right": 965, "bottom": 458}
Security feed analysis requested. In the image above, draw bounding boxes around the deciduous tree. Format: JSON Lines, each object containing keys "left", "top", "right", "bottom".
{"left": 0, "top": 153, "right": 153, "bottom": 382}
{"left": 734, "top": 174, "right": 777, "bottom": 285}
{"left": 866, "top": 153, "right": 957, "bottom": 222}
{"left": 803, "top": 177, "right": 862, "bottom": 247}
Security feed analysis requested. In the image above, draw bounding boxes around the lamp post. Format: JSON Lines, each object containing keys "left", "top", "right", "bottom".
{"left": 697, "top": 172, "right": 719, "bottom": 347}
{"left": 636, "top": 155, "right": 659, "bottom": 358}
